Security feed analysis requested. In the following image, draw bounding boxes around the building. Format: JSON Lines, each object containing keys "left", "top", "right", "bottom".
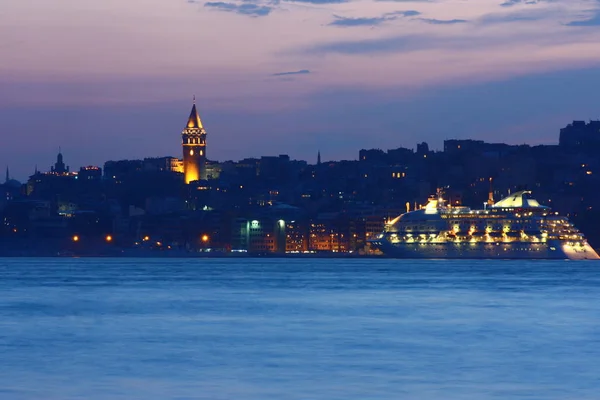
{"left": 50, "top": 150, "right": 69, "bottom": 174}
{"left": 27, "top": 151, "right": 78, "bottom": 196}
{"left": 143, "top": 157, "right": 184, "bottom": 173}
{"left": 78, "top": 166, "right": 102, "bottom": 181}
{"left": 359, "top": 149, "right": 387, "bottom": 164}
{"left": 285, "top": 220, "right": 308, "bottom": 252}
{"left": 308, "top": 214, "right": 358, "bottom": 253}
{"left": 182, "top": 98, "right": 208, "bottom": 184}
{"left": 1, "top": 168, "right": 22, "bottom": 211}
{"left": 231, "top": 218, "right": 286, "bottom": 253}
{"left": 559, "top": 120, "right": 600, "bottom": 152}
{"left": 104, "top": 159, "right": 143, "bottom": 180}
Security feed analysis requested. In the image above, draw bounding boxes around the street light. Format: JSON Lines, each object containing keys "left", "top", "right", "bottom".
{"left": 201, "top": 234, "right": 210, "bottom": 243}
{"left": 105, "top": 235, "right": 113, "bottom": 242}
{"left": 72, "top": 235, "right": 79, "bottom": 242}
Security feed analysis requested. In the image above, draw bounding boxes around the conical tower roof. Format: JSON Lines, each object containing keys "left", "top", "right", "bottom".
{"left": 186, "top": 101, "right": 204, "bottom": 129}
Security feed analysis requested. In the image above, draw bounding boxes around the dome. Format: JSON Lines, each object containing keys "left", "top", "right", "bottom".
{"left": 4, "top": 179, "right": 21, "bottom": 188}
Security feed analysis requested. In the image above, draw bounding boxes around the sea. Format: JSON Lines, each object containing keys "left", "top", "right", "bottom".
{"left": 0, "top": 258, "right": 599, "bottom": 400}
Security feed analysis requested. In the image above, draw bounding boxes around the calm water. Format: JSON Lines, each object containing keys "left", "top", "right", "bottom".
{"left": 1, "top": 258, "right": 599, "bottom": 400}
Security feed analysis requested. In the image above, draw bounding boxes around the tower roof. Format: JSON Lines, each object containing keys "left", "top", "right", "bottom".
{"left": 186, "top": 103, "right": 204, "bottom": 129}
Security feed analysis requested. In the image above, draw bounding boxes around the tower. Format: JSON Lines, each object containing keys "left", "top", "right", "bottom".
{"left": 317, "top": 150, "right": 321, "bottom": 166}
{"left": 51, "top": 148, "right": 68, "bottom": 174}
{"left": 182, "top": 97, "right": 207, "bottom": 184}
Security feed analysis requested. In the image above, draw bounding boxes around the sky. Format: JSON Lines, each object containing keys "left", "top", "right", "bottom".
{"left": 3, "top": 0, "right": 600, "bottom": 180}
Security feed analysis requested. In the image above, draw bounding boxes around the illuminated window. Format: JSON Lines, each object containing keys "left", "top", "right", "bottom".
{"left": 190, "top": 149, "right": 194, "bottom": 156}
{"left": 200, "top": 150, "right": 204, "bottom": 156}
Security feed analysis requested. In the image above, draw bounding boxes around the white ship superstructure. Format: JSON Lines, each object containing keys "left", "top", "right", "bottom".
{"left": 369, "top": 190, "right": 599, "bottom": 260}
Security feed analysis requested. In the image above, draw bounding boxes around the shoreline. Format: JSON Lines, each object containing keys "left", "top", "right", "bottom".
{"left": 0, "top": 251, "right": 384, "bottom": 259}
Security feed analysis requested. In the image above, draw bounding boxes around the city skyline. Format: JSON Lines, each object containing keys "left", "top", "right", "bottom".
{"left": 2, "top": 101, "right": 600, "bottom": 183}
{"left": 4, "top": 0, "right": 600, "bottom": 179}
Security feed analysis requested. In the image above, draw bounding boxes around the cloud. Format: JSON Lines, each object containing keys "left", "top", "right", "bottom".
{"left": 284, "top": 0, "right": 348, "bottom": 3}
{"left": 301, "top": 29, "right": 570, "bottom": 56}
{"left": 304, "top": 34, "right": 431, "bottom": 55}
{"left": 418, "top": 18, "right": 467, "bottom": 24}
{"left": 501, "top": 0, "right": 544, "bottom": 7}
{"left": 328, "top": 10, "right": 421, "bottom": 28}
{"left": 204, "top": 1, "right": 272, "bottom": 16}
{"left": 479, "top": 2, "right": 588, "bottom": 26}
{"left": 387, "top": 10, "right": 422, "bottom": 17}
{"left": 478, "top": 9, "right": 550, "bottom": 24}
{"left": 328, "top": 10, "right": 466, "bottom": 28}
{"left": 202, "top": 0, "right": 351, "bottom": 18}
{"left": 272, "top": 69, "right": 311, "bottom": 76}
{"left": 567, "top": 11, "right": 600, "bottom": 27}
{"left": 329, "top": 16, "right": 390, "bottom": 27}
{"left": 375, "top": 0, "right": 433, "bottom": 2}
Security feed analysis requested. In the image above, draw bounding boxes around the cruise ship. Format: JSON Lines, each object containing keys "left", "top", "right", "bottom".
{"left": 369, "top": 190, "right": 599, "bottom": 260}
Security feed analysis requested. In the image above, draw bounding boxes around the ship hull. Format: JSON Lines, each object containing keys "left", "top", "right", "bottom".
{"left": 371, "top": 240, "right": 600, "bottom": 260}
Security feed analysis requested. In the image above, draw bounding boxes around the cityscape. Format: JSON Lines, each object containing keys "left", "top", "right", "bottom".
{"left": 6, "top": 0, "right": 600, "bottom": 397}
{"left": 2, "top": 101, "right": 600, "bottom": 256}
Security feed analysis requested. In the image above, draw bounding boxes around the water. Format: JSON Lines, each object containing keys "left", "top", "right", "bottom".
{"left": 1, "top": 258, "right": 599, "bottom": 400}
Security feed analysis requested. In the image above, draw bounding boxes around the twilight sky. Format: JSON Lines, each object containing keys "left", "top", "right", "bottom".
{"left": 3, "top": 0, "right": 600, "bottom": 180}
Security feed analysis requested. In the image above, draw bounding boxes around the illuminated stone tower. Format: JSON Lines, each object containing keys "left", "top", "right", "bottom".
{"left": 182, "top": 97, "right": 207, "bottom": 184}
